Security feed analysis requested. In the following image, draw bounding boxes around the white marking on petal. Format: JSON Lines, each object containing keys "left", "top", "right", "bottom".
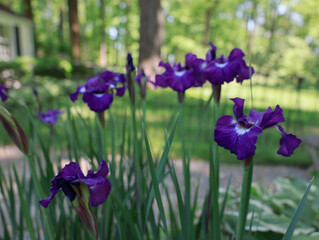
{"left": 174, "top": 71, "right": 185, "bottom": 77}
{"left": 235, "top": 125, "right": 250, "bottom": 135}
{"left": 110, "top": 84, "right": 116, "bottom": 89}
{"left": 201, "top": 62, "right": 207, "bottom": 69}
{"left": 94, "top": 93, "right": 104, "bottom": 98}
{"left": 43, "top": 116, "right": 53, "bottom": 121}
{"left": 79, "top": 86, "right": 86, "bottom": 93}
{"left": 215, "top": 62, "right": 228, "bottom": 68}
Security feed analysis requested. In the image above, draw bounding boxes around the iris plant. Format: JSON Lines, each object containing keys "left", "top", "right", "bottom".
{"left": 155, "top": 61, "right": 196, "bottom": 93}
{"left": 40, "top": 160, "right": 111, "bottom": 239}
{"left": 214, "top": 98, "right": 301, "bottom": 161}
{"left": 190, "top": 43, "right": 254, "bottom": 103}
{"left": 38, "top": 109, "right": 64, "bottom": 124}
{"left": 155, "top": 43, "right": 253, "bottom": 103}
{"left": 202, "top": 43, "right": 254, "bottom": 86}
{"left": 214, "top": 98, "right": 301, "bottom": 240}
{"left": 0, "top": 86, "right": 8, "bottom": 102}
{"left": 70, "top": 70, "right": 126, "bottom": 112}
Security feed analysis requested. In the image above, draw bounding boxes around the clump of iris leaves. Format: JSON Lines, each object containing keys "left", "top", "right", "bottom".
{"left": 0, "top": 54, "right": 317, "bottom": 239}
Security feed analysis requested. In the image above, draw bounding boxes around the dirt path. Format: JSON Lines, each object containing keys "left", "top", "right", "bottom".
{"left": 0, "top": 146, "right": 311, "bottom": 190}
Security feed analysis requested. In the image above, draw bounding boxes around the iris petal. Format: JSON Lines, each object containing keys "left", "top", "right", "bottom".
{"left": 277, "top": 125, "right": 302, "bottom": 156}
{"left": 258, "top": 105, "right": 285, "bottom": 129}
{"left": 236, "top": 126, "right": 263, "bottom": 160}
{"left": 38, "top": 109, "right": 64, "bottom": 124}
{"left": 231, "top": 98, "right": 245, "bottom": 119}
{"left": 83, "top": 93, "right": 114, "bottom": 112}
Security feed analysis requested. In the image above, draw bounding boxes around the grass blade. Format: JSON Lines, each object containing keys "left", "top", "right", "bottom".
{"left": 282, "top": 177, "right": 314, "bottom": 240}
{"left": 13, "top": 165, "right": 36, "bottom": 240}
{"left": 144, "top": 128, "right": 169, "bottom": 238}
{"left": 220, "top": 174, "right": 232, "bottom": 222}
{"left": 145, "top": 116, "right": 178, "bottom": 223}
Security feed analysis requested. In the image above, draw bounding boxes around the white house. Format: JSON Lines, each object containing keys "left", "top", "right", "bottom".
{"left": 0, "top": 4, "right": 35, "bottom": 61}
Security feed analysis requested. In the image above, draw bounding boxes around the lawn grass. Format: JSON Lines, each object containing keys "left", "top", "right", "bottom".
{"left": 0, "top": 75, "right": 317, "bottom": 167}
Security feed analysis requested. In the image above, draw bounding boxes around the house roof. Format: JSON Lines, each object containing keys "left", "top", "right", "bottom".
{"left": 0, "top": 3, "right": 32, "bottom": 20}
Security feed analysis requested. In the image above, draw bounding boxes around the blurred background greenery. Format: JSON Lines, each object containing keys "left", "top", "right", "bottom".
{"left": 0, "top": 0, "right": 318, "bottom": 166}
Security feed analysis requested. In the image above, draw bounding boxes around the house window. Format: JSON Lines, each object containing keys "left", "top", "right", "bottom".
{"left": 0, "top": 25, "right": 11, "bottom": 61}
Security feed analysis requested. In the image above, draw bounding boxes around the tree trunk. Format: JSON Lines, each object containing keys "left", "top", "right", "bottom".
{"left": 24, "top": 0, "right": 33, "bottom": 20}
{"left": 139, "top": 0, "right": 165, "bottom": 77}
{"left": 203, "top": 0, "right": 220, "bottom": 45}
{"left": 68, "top": 0, "right": 81, "bottom": 61}
{"left": 203, "top": 10, "right": 212, "bottom": 45}
{"left": 99, "top": 0, "right": 107, "bottom": 67}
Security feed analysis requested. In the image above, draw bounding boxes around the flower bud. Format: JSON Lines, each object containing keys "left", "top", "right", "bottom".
{"left": 0, "top": 106, "right": 29, "bottom": 154}
{"left": 126, "top": 53, "right": 135, "bottom": 72}
{"left": 72, "top": 183, "right": 98, "bottom": 240}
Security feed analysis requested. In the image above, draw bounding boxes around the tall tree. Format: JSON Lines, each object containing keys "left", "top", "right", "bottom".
{"left": 203, "top": 0, "right": 220, "bottom": 45}
{"left": 68, "top": 0, "right": 81, "bottom": 61}
{"left": 138, "top": 0, "right": 164, "bottom": 76}
{"left": 23, "top": 0, "right": 33, "bottom": 19}
{"left": 99, "top": 0, "right": 107, "bottom": 67}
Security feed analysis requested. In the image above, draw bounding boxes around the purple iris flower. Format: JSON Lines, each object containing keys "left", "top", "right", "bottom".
{"left": 38, "top": 109, "right": 64, "bottom": 124}
{"left": 155, "top": 60, "right": 196, "bottom": 92}
{"left": 185, "top": 53, "right": 207, "bottom": 87}
{"left": 185, "top": 42, "right": 254, "bottom": 87}
{"left": 40, "top": 160, "right": 111, "bottom": 208}
{"left": 214, "top": 98, "right": 301, "bottom": 160}
{"left": 0, "top": 86, "right": 8, "bottom": 102}
{"left": 70, "top": 70, "right": 126, "bottom": 112}
{"left": 204, "top": 45, "right": 254, "bottom": 86}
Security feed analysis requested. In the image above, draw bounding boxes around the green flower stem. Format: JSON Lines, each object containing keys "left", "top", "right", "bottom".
{"left": 97, "top": 112, "right": 105, "bottom": 127}
{"left": 178, "top": 100, "right": 192, "bottom": 239}
{"left": 141, "top": 98, "right": 146, "bottom": 128}
{"left": 210, "top": 88, "right": 221, "bottom": 239}
{"left": 209, "top": 155, "right": 221, "bottom": 240}
{"left": 236, "top": 157, "right": 254, "bottom": 240}
{"left": 212, "top": 99, "right": 220, "bottom": 192}
{"left": 129, "top": 70, "right": 143, "bottom": 234}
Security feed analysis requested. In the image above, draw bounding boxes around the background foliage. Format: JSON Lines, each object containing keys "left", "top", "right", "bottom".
{"left": 1, "top": 0, "right": 318, "bottom": 86}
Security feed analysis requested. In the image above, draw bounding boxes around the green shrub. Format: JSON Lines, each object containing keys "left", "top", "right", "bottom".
{"left": 34, "top": 58, "right": 73, "bottom": 79}
{"left": 71, "top": 62, "right": 96, "bottom": 78}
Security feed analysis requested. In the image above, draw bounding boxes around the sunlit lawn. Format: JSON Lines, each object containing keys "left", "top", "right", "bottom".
{"left": 1, "top": 75, "right": 317, "bottom": 167}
